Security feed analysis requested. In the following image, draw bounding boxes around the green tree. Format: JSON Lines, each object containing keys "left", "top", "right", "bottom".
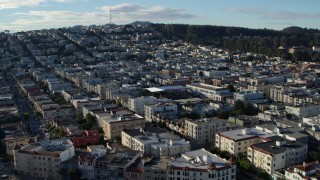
{"left": 258, "top": 170, "right": 270, "bottom": 180}
{"left": 233, "top": 100, "right": 245, "bottom": 115}
{"left": 23, "top": 112, "right": 29, "bottom": 120}
{"left": 227, "top": 84, "right": 236, "bottom": 92}
{"left": 68, "top": 168, "right": 83, "bottom": 180}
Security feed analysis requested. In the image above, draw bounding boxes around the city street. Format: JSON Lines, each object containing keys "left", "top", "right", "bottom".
{"left": 3, "top": 72, "right": 45, "bottom": 140}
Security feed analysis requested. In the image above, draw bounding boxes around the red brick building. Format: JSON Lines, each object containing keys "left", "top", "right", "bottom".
{"left": 69, "top": 130, "right": 99, "bottom": 147}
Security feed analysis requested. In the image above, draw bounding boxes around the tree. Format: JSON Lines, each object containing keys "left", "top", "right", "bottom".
{"left": 23, "top": 112, "right": 29, "bottom": 120}
{"left": 308, "top": 151, "right": 320, "bottom": 161}
{"left": 68, "top": 168, "right": 83, "bottom": 180}
{"left": 114, "top": 136, "right": 121, "bottom": 143}
{"left": 258, "top": 170, "right": 270, "bottom": 180}
{"left": 227, "top": 84, "right": 236, "bottom": 92}
{"left": 189, "top": 112, "right": 201, "bottom": 119}
{"left": 199, "top": 71, "right": 204, "bottom": 77}
{"left": 217, "top": 111, "right": 230, "bottom": 119}
{"left": 233, "top": 100, "right": 245, "bottom": 115}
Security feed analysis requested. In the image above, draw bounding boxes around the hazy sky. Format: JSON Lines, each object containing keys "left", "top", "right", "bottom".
{"left": 0, "top": 0, "right": 319, "bottom": 32}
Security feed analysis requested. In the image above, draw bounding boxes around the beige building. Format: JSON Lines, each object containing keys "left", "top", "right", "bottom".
{"left": 215, "top": 128, "right": 276, "bottom": 157}
{"left": 13, "top": 139, "right": 75, "bottom": 180}
{"left": 184, "top": 118, "right": 227, "bottom": 144}
{"left": 248, "top": 138, "right": 308, "bottom": 175}
{"left": 96, "top": 110, "right": 145, "bottom": 140}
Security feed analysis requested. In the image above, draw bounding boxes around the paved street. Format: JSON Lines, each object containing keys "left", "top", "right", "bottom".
{"left": 3, "top": 72, "right": 45, "bottom": 140}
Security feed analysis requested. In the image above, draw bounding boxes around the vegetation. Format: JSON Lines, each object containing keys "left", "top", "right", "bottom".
{"left": 80, "top": 114, "right": 94, "bottom": 130}
{"left": 232, "top": 100, "right": 258, "bottom": 116}
{"left": 68, "top": 168, "right": 83, "bottom": 180}
{"left": 237, "top": 153, "right": 255, "bottom": 173}
{"left": 59, "top": 167, "right": 83, "bottom": 180}
{"left": 210, "top": 146, "right": 232, "bottom": 160}
{"left": 23, "top": 112, "right": 29, "bottom": 120}
{"left": 152, "top": 24, "right": 320, "bottom": 62}
{"left": 51, "top": 92, "right": 68, "bottom": 105}
{"left": 46, "top": 124, "right": 66, "bottom": 139}
{"left": 308, "top": 151, "right": 320, "bottom": 161}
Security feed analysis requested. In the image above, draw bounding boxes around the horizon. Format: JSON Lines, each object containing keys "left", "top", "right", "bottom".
{"left": 0, "top": 0, "right": 320, "bottom": 32}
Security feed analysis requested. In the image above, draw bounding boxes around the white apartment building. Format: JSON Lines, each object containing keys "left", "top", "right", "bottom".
{"left": 187, "top": 83, "right": 231, "bottom": 99}
{"left": 215, "top": 128, "right": 275, "bottom": 157}
{"left": 248, "top": 138, "right": 308, "bottom": 175}
{"left": 168, "top": 148, "right": 236, "bottom": 180}
{"left": 13, "top": 139, "right": 75, "bottom": 180}
{"left": 144, "top": 102, "right": 177, "bottom": 122}
{"left": 184, "top": 118, "right": 227, "bottom": 144}
{"left": 284, "top": 161, "right": 320, "bottom": 180}
{"left": 129, "top": 96, "right": 157, "bottom": 116}
{"left": 234, "top": 91, "right": 266, "bottom": 103}
{"left": 122, "top": 129, "right": 190, "bottom": 157}
{"left": 285, "top": 104, "right": 320, "bottom": 118}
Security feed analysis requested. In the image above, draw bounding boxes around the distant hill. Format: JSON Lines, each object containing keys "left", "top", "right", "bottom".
{"left": 130, "top": 21, "right": 153, "bottom": 26}
{"left": 150, "top": 23, "right": 320, "bottom": 60}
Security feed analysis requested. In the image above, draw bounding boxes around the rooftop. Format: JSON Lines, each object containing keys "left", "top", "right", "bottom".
{"left": 218, "top": 128, "right": 275, "bottom": 141}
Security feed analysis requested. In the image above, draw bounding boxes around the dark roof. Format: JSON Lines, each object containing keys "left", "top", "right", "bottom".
{"left": 252, "top": 139, "right": 306, "bottom": 155}
{"left": 122, "top": 129, "right": 144, "bottom": 137}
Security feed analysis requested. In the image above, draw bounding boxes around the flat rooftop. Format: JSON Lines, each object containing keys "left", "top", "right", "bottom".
{"left": 218, "top": 128, "right": 275, "bottom": 141}
{"left": 171, "top": 148, "right": 230, "bottom": 170}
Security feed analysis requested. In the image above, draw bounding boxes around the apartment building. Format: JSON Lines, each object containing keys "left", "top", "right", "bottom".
{"left": 234, "top": 91, "right": 266, "bottom": 103}
{"left": 247, "top": 137, "right": 308, "bottom": 175}
{"left": 144, "top": 102, "right": 177, "bottom": 122}
{"left": 285, "top": 104, "right": 320, "bottom": 118}
{"left": 187, "top": 83, "right": 232, "bottom": 100}
{"left": 122, "top": 128, "right": 190, "bottom": 157}
{"left": 284, "top": 161, "right": 320, "bottom": 180}
{"left": 96, "top": 110, "right": 145, "bottom": 140}
{"left": 129, "top": 96, "right": 157, "bottom": 116}
{"left": 215, "top": 128, "right": 276, "bottom": 157}
{"left": 13, "top": 139, "right": 75, "bottom": 180}
{"left": 184, "top": 118, "right": 227, "bottom": 144}
{"left": 168, "top": 148, "right": 236, "bottom": 180}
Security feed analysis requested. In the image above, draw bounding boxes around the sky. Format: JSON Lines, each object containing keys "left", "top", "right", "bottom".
{"left": 0, "top": 0, "right": 320, "bottom": 32}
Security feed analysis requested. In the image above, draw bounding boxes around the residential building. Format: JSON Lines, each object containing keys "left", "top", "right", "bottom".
{"left": 284, "top": 161, "right": 320, "bottom": 180}
{"left": 93, "top": 146, "right": 142, "bottom": 180}
{"left": 168, "top": 148, "right": 236, "bottom": 180}
{"left": 96, "top": 110, "right": 145, "bottom": 140}
{"left": 144, "top": 102, "right": 177, "bottom": 122}
{"left": 122, "top": 128, "right": 190, "bottom": 157}
{"left": 234, "top": 91, "right": 267, "bottom": 103}
{"left": 129, "top": 96, "right": 157, "bottom": 116}
{"left": 285, "top": 104, "right": 320, "bottom": 118}
{"left": 68, "top": 130, "right": 99, "bottom": 148}
{"left": 184, "top": 118, "right": 227, "bottom": 144}
{"left": 248, "top": 137, "right": 308, "bottom": 175}
{"left": 13, "top": 139, "right": 75, "bottom": 180}
{"left": 215, "top": 128, "right": 276, "bottom": 157}
{"left": 187, "top": 83, "right": 232, "bottom": 100}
